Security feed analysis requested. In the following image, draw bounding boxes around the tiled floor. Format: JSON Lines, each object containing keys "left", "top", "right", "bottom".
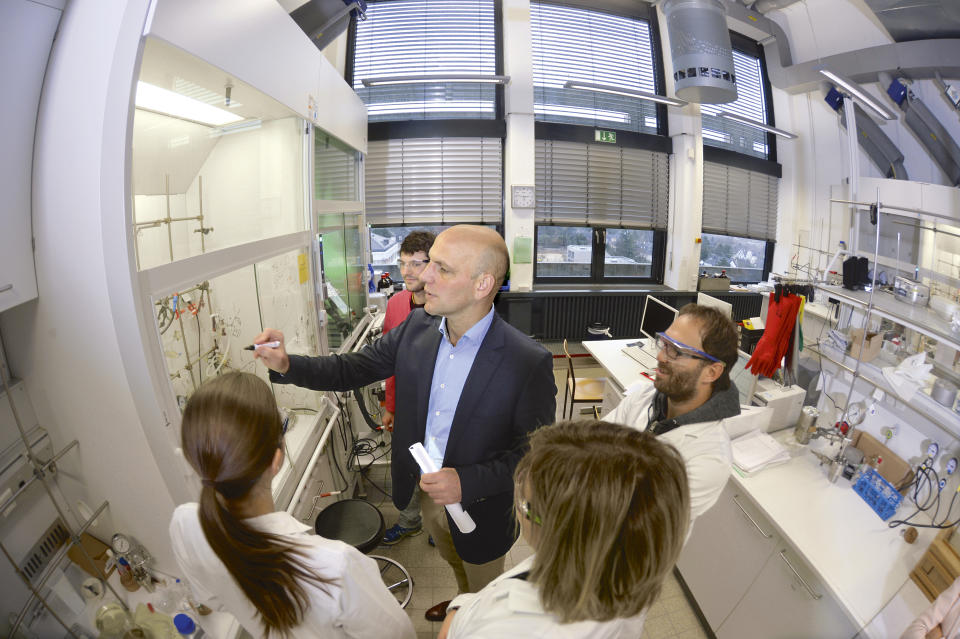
{"left": 357, "top": 348, "right": 710, "bottom": 639}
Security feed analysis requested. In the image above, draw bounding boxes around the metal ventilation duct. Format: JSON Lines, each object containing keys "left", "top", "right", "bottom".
{"left": 663, "top": 0, "right": 738, "bottom": 104}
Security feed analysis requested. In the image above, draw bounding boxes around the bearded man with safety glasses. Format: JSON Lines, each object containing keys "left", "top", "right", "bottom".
{"left": 604, "top": 303, "right": 740, "bottom": 527}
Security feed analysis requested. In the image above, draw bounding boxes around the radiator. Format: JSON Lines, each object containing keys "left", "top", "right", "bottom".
{"left": 500, "top": 292, "right": 762, "bottom": 341}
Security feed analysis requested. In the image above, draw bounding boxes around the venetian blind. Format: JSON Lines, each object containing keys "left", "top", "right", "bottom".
{"left": 530, "top": 2, "right": 659, "bottom": 134}
{"left": 701, "top": 50, "right": 771, "bottom": 159}
{"left": 365, "top": 138, "right": 503, "bottom": 225}
{"left": 535, "top": 140, "right": 668, "bottom": 228}
{"left": 351, "top": 0, "right": 497, "bottom": 122}
{"left": 702, "top": 161, "right": 779, "bottom": 241}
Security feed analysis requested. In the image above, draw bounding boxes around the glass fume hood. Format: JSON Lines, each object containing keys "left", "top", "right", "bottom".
{"left": 131, "top": 36, "right": 363, "bottom": 509}
{"left": 131, "top": 38, "right": 309, "bottom": 270}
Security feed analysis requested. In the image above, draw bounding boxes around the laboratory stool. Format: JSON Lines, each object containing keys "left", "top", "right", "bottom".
{"left": 314, "top": 498, "right": 413, "bottom": 608}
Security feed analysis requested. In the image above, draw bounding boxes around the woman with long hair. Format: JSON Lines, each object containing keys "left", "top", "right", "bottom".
{"left": 439, "top": 419, "right": 691, "bottom": 638}
{"left": 169, "top": 372, "right": 414, "bottom": 638}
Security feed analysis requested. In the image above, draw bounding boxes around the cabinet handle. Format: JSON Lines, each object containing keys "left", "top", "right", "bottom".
{"left": 778, "top": 550, "right": 822, "bottom": 600}
{"left": 733, "top": 494, "right": 773, "bottom": 538}
{"left": 0, "top": 284, "right": 12, "bottom": 293}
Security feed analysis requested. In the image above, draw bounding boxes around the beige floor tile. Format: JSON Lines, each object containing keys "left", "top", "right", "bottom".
{"left": 433, "top": 584, "right": 458, "bottom": 602}
{"left": 408, "top": 585, "right": 434, "bottom": 610}
{"left": 410, "top": 610, "right": 434, "bottom": 633}
{"left": 668, "top": 609, "right": 701, "bottom": 633}
{"left": 642, "top": 612, "right": 675, "bottom": 638}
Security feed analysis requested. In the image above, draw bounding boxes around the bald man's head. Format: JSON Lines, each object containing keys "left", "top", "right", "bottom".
{"left": 440, "top": 225, "right": 509, "bottom": 291}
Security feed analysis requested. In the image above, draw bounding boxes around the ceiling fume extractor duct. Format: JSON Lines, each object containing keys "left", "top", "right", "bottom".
{"left": 663, "top": 0, "right": 738, "bottom": 104}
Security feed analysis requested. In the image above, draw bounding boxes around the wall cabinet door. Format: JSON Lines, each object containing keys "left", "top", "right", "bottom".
{"left": 0, "top": 0, "right": 59, "bottom": 312}
{"left": 717, "top": 546, "right": 858, "bottom": 639}
{"left": 677, "top": 483, "right": 780, "bottom": 630}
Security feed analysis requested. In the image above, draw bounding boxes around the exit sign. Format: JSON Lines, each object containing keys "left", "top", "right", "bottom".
{"left": 595, "top": 129, "right": 616, "bottom": 143}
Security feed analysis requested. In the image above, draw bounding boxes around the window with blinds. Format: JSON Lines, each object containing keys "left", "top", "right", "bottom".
{"left": 702, "top": 161, "right": 779, "bottom": 241}
{"left": 530, "top": 3, "right": 660, "bottom": 134}
{"left": 535, "top": 140, "right": 669, "bottom": 228}
{"left": 364, "top": 138, "right": 503, "bottom": 225}
{"left": 701, "top": 49, "right": 771, "bottom": 159}
{"left": 351, "top": 0, "right": 498, "bottom": 122}
{"left": 315, "top": 132, "right": 359, "bottom": 201}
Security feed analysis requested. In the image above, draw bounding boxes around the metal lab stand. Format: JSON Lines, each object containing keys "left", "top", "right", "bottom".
{"left": 0, "top": 346, "right": 125, "bottom": 638}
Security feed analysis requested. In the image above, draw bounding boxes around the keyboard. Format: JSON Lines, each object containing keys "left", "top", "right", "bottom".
{"left": 622, "top": 343, "right": 657, "bottom": 368}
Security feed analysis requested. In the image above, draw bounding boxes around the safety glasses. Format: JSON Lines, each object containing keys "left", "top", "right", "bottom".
{"left": 655, "top": 332, "right": 722, "bottom": 363}
{"left": 397, "top": 258, "right": 430, "bottom": 271}
{"left": 516, "top": 499, "right": 542, "bottom": 526}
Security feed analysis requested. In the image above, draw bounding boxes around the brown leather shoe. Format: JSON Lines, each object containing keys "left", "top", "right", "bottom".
{"left": 425, "top": 599, "right": 452, "bottom": 622}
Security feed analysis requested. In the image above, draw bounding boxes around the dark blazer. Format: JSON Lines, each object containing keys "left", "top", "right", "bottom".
{"left": 270, "top": 308, "right": 556, "bottom": 564}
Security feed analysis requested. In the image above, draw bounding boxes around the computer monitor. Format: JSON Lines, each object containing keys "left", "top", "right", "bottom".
{"left": 729, "top": 348, "right": 759, "bottom": 404}
{"left": 697, "top": 292, "right": 733, "bottom": 319}
{"left": 640, "top": 296, "right": 678, "bottom": 343}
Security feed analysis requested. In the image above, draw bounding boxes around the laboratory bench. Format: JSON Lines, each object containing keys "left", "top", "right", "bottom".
{"left": 584, "top": 339, "right": 936, "bottom": 637}
{"left": 678, "top": 429, "right": 935, "bottom": 638}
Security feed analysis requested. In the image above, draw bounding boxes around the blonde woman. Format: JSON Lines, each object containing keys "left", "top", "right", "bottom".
{"left": 439, "top": 420, "right": 690, "bottom": 638}
{"left": 169, "top": 372, "right": 413, "bottom": 638}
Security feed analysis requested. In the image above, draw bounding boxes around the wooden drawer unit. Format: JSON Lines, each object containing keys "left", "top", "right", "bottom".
{"left": 912, "top": 526, "right": 960, "bottom": 601}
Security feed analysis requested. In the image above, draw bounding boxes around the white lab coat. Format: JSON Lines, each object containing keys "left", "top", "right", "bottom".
{"left": 169, "top": 503, "right": 414, "bottom": 639}
{"left": 447, "top": 555, "right": 647, "bottom": 638}
{"left": 603, "top": 381, "right": 733, "bottom": 525}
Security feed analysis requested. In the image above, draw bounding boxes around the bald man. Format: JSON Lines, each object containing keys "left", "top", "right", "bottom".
{"left": 253, "top": 226, "right": 556, "bottom": 621}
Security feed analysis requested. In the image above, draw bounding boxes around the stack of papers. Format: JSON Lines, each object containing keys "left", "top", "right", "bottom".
{"left": 731, "top": 431, "right": 790, "bottom": 474}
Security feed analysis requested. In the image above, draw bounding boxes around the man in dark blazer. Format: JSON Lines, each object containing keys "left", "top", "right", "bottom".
{"left": 253, "top": 225, "right": 556, "bottom": 622}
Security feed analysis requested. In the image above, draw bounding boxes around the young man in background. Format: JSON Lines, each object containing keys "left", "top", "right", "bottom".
{"left": 380, "top": 231, "right": 435, "bottom": 545}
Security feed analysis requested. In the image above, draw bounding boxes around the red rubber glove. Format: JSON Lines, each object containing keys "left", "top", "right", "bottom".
{"left": 746, "top": 293, "right": 801, "bottom": 378}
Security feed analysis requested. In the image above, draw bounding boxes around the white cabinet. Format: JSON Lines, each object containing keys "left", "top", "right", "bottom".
{"left": 680, "top": 484, "right": 859, "bottom": 638}
{"left": 718, "top": 547, "right": 857, "bottom": 639}
{"left": 600, "top": 379, "right": 624, "bottom": 417}
{"left": 678, "top": 483, "right": 779, "bottom": 629}
{"left": 0, "top": 0, "right": 60, "bottom": 312}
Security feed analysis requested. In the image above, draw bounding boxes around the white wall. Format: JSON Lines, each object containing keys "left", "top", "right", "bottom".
{"left": 0, "top": 0, "right": 367, "bottom": 577}
{"left": 761, "top": 2, "right": 960, "bottom": 278}
{"left": 0, "top": 0, "right": 179, "bottom": 568}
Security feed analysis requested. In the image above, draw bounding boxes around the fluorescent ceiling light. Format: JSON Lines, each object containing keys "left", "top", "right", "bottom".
{"left": 717, "top": 111, "right": 797, "bottom": 139}
{"left": 361, "top": 74, "right": 510, "bottom": 87}
{"left": 135, "top": 81, "right": 243, "bottom": 126}
{"left": 818, "top": 69, "right": 897, "bottom": 121}
{"left": 564, "top": 81, "right": 688, "bottom": 107}
{"left": 209, "top": 119, "right": 263, "bottom": 137}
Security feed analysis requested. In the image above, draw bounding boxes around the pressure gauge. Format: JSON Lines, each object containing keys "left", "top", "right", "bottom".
{"left": 847, "top": 401, "right": 866, "bottom": 426}
{"left": 111, "top": 533, "right": 132, "bottom": 556}
{"left": 928, "top": 442, "right": 941, "bottom": 459}
{"left": 947, "top": 458, "right": 958, "bottom": 475}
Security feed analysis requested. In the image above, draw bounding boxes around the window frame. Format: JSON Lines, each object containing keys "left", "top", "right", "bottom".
{"left": 346, "top": 0, "right": 505, "bottom": 132}
{"left": 533, "top": 223, "right": 666, "bottom": 284}
{"left": 698, "top": 232, "right": 775, "bottom": 285}
{"left": 369, "top": 222, "right": 504, "bottom": 282}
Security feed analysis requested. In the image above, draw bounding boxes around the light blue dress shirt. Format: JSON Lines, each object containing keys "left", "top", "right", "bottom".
{"left": 423, "top": 306, "right": 496, "bottom": 469}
